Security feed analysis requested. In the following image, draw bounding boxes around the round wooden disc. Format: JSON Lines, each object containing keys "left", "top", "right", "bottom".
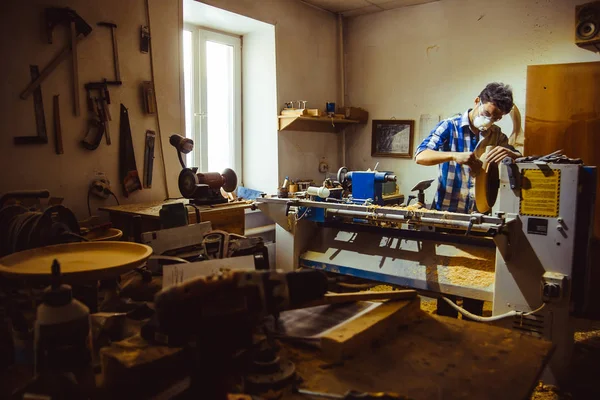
{"left": 475, "top": 162, "right": 500, "bottom": 213}
{"left": 83, "top": 228, "right": 123, "bottom": 242}
{"left": 0, "top": 241, "right": 152, "bottom": 282}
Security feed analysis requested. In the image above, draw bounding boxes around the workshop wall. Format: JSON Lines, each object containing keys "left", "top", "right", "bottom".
{"left": 199, "top": 0, "right": 342, "bottom": 187}
{"left": 150, "top": 0, "right": 342, "bottom": 192}
{"left": 343, "top": 0, "right": 600, "bottom": 200}
{"left": 0, "top": 0, "right": 167, "bottom": 219}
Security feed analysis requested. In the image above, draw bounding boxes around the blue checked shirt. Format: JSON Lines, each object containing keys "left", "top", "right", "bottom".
{"left": 414, "top": 110, "right": 512, "bottom": 213}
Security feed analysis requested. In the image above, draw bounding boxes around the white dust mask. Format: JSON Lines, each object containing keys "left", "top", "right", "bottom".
{"left": 473, "top": 103, "right": 493, "bottom": 131}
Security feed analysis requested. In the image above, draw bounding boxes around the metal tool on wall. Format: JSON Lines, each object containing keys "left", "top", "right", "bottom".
{"left": 83, "top": 81, "right": 112, "bottom": 147}
{"left": 140, "top": 25, "right": 150, "bottom": 53}
{"left": 81, "top": 119, "right": 105, "bottom": 151}
{"left": 20, "top": 8, "right": 92, "bottom": 116}
{"left": 141, "top": 81, "right": 156, "bottom": 114}
{"left": 14, "top": 66, "right": 48, "bottom": 145}
{"left": 80, "top": 22, "right": 122, "bottom": 149}
{"left": 119, "top": 104, "right": 142, "bottom": 197}
{"left": 144, "top": 130, "right": 156, "bottom": 188}
{"left": 53, "top": 95, "right": 63, "bottom": 154}
{"left": 96, "top": 22, "right": 122, "bottom": 85}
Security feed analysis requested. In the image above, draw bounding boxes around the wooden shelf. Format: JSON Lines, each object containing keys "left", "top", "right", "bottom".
{"left": 278, "top": 116, "right": 360, "bottom": 133}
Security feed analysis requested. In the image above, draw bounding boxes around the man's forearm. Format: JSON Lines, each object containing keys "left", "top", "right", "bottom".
{"left": 415, "top": 149, "right": 457, "bottom": 166}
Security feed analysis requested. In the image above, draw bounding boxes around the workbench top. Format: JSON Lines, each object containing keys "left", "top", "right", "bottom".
{"left": 286, "top": 311, "right": 553, "bottom": 400}
{"left": 98, "top": 199, "right": 253, "bottom": 219}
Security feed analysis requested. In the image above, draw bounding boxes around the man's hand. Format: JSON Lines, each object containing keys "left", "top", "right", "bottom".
{"left": 486, "top": 146, "right": 519, "bottom": 164}
{"left": 452, "top": 152, "right": 478, "bottom": 165}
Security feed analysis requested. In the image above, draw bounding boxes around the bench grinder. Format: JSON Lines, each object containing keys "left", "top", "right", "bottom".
{"left": 170, "top": 134, "right": 238, "bottom": 205}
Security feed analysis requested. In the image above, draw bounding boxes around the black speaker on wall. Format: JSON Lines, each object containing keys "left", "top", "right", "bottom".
{"left": 576, "top": 1, "right": 600, "bottom": 51}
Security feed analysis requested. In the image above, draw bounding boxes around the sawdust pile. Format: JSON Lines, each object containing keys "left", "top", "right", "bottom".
{"left": 420, "top": 298, "right": 437, "bottom": 314}
{"left": 574, "top": 319, "right": 600, "bottom": 347}
{"left": 443, "top": 248, "right": 495, "bottom": 288}
{"left": 369, "top": 285, "right": 396, "bottom": 292}
{"left": 530, "top": 382, "right": 570, "bottom": 400}
{"left": 445, "top": 265, "right": 494, "bottom": 288}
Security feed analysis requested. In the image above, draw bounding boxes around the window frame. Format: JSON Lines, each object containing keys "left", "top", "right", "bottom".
{"left": 183, "top": 25, "right": 242, "bottom": 178}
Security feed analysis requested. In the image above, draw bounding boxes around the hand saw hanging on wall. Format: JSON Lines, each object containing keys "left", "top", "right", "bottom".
{"left": 119, "top": 104, "right": 142, "bottom": 197}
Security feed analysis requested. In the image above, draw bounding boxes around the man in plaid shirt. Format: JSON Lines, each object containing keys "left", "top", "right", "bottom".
{"left": 414, "top": 82, "right": 520, "bottom": 317}
{"left": 414, "top": 82, "right": 520, "bottom": 213}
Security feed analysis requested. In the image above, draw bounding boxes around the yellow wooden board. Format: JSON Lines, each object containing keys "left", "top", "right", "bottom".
{"left": 520, "top": 169, "right": 561, "bottom": 217}
{"left": 525, "top": 61, "right": 600, "bottom": 237}
{"left": 0, "top": 241, "right": 152, "bottom": 281}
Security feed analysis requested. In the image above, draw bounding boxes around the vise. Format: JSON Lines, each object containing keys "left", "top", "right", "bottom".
{"left": 337, "top": 167, "right": 400, "bottom": 205}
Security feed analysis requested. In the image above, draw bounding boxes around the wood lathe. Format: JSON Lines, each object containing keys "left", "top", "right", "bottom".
{"left": 257, "top": 156, "right": 597, "bottom": 385}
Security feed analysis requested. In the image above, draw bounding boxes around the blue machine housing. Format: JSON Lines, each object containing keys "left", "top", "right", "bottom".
{"left": 298, "top": 197, "right": 326, "bottom": 222}
{"left": 347, "top": 171, "right": 392, "bottom": 205}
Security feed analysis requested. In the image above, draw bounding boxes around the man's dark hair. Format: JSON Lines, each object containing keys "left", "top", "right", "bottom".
{"left": 479, "top": 82, "right": 514, "bottom": 114}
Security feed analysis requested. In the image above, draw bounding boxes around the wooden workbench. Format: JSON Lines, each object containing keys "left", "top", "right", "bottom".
{"left": 99, "top": 199, "right": 251, "bottom": 238}
{"left": 285, "top": 304, "right": 553, "bottom": 400}
{"left": 0, "top": 299, "right": 553, "bottom": 399}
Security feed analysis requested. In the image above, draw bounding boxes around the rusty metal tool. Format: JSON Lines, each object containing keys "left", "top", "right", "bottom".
{"left": 95, "top": 98, "right": 111, "bottom": 145}
{"left": 144, "top": 130, "right": 156, "bottom": 188}
{"left": 14, "top": 66, "right": 48, "bottom": 145}
{"left": 81, "top": 118, "right": 105, "bottom": 151}
{"left": 53, "top": 95, "right": 63, "bottom": 154}
{"left": 97, "top": 22, "right": 122, "bottom": 84}
{"left": 70, "top": 20, "right": 80, "bottom": 116}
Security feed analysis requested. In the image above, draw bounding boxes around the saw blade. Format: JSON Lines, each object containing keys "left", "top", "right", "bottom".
{"left": 119, "top": 104, "right": 142, "bottom": 197}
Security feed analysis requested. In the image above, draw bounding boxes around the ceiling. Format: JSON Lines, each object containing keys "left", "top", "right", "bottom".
{"left": 301, "top": 0, "right": 439, "bottom": 17}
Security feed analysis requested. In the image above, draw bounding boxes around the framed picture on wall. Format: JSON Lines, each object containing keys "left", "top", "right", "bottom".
{"left": 371, "top": 119, "right": 415, "bottom": 158}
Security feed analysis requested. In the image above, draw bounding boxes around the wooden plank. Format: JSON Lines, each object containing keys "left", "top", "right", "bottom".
{"left": 101, "top": 201, "right": 247, "bottom": 236}
{"left": 525, "top": 61, "right": 600, "bottom": 237}
{"left": 321, "top": 298, "right": 421, "bottom": 362}
{"left": 199, "top": 207, "right": 245, "bottom": 235}
{"left": 99, "top": 199, "right": 252, "bottom": 219}
{"left": 286, "top": 311, "right": 554, "bottom": 400}
{"left": 100, "top": 335, "right": 186, "bottom": 396}
{"left": 279, "top": 116, "right": 359, "bottom": 133}
{"left": 294, "top": 290, "right": 417, "bottom": 309}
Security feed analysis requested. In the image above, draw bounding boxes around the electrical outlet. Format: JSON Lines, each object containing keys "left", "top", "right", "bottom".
{"left": 318, "top": 158, "right": 329, "bottom": 174}
{"left": 90, "top": 178, "right": 112, "bottom": 199}
{"left": 541, "top": 272, "right": 568, "bottom": 302}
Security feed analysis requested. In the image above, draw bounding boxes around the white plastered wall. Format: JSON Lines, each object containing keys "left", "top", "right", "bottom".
{"left": 344, "top": 0, "right": 599, "bottom": 201}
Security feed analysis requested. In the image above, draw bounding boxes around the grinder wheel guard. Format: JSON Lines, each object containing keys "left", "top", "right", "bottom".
{"left": 178, "top": 168, "right": 238, "bottom": 199}
{"left": 474, "top": 161, "right": 500, "bottom": 213}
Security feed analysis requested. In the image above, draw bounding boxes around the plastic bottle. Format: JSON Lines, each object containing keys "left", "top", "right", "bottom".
{"left": 34, "top": 259, "right": 95, "bottom": 395}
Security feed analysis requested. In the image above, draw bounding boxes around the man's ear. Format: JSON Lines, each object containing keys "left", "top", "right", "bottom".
{"left": 474, "top": 96, "right": 481, "bottom": 106}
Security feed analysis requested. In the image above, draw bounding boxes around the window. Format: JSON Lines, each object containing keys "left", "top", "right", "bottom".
{"left": 183, "top": 27, "right": 242, "bottom": 177}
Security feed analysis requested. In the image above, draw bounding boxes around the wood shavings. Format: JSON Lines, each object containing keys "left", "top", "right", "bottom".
{"left": 420, "top": 297, "right": 437, "bottom": 314}
{"left": 443, "top": 248, "right": 495, "bottom": 288}
{"left": 369, "top": 284, "right": 396, "bottom": 292}
{"left": 530, "top": 382, "right": 569, "bottom": 400}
